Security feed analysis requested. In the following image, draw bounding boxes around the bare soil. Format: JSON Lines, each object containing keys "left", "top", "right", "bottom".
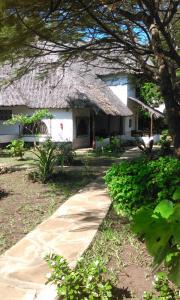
{"left": 85, "top": 209, "right": 154, "bottom": 300}
{"left": 0, "top": 169, "right": 95, "bottom": 254}
{"left": 109, "top": 212, "right": 153, "bottom": 300}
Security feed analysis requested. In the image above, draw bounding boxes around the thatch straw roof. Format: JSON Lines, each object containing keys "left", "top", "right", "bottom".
{"left": 129, "top": 97, "right": 164, "bottom": 118}
{"left": 0, "top": 56, "right": 132, "bottom": 116}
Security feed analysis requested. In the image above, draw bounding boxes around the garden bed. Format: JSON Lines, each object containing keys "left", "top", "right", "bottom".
{"left": 0, "top": 169, "right": 96, "bottom": 255}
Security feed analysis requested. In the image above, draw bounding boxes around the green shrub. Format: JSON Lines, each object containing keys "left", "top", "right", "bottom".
{"left": 45, "top": 254, "right": 112, "bottom": 299}
{"left": 132, "top": 197, "right": 180, "bottom": 286}
{"left": 104, "top": 156, "right": 180, "bottom": 216}
{"left": 143, "top": 273, "right": 179, "bottom": 299}
{"left": 6, "top": 139, "right": 25, "bottom": 159}
{"left": 95, "top": 136, "right": 123, "bottom": 156}
{"left": 107, "top": 136, "right": 122, "bottom": 153}
{"left": 57, "top": 143, "right": 76, "bottom": 166}
{"left": 32, "top": 139, "right": 57, "bottom": 182}
{"left": 159, "top": 130, "right": 172, "bottom": 155}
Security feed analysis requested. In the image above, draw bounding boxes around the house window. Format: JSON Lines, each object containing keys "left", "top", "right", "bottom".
{"left": 23, "top": 120, "right": 48, "bottom": 135}
{"left": 76, "top": 117, "right": 89, "bottom": 137}
{"left": 129, "top": 118, "right": 132, "bottom": 128}
{"left": 0, "top": 110, "right": 12, "bottom": 120}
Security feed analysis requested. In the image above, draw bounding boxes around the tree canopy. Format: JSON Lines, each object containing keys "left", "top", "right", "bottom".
{"left": 0, "top": 0, "right": 180, "bottom": 155}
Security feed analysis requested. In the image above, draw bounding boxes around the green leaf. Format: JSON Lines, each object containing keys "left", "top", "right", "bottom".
{"left": 132, "top": 207, "right": 153, "bottom": 235}
{"left": 172, "top": 187, "right": 180, "bottom": 201}
{"left": 145, "top": 219, "right": 171, "bottom": 265}
{"left": 153, "top": 200, "right": 174, "bottom": 219}
{"left": 171, "top": 204, "right": 180, "bottom": 245}
{"left": 168, "top": 254, "right": 180, "bottom": 286}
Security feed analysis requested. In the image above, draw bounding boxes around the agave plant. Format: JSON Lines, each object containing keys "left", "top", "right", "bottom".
{"left": 33, "top": 140, "right": 57, "bottom": 183}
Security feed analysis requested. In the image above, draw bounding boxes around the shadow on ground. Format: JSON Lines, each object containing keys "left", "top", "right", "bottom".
{"left": 0, "top": 189, "right": 10, "bottom": 200}
{"left": 112, "top": 285, "right": 132, "bottom": 299}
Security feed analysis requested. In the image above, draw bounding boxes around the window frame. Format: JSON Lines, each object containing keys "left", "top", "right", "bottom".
{"left": 0, "top": 110, "right": 12, "bottom": 121}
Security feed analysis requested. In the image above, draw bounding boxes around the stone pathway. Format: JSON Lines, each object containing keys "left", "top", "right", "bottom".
{"left": 0, "top": 147, "right": 141, "bottom": 300}
{"left": 0, "top": 178, "right": 111, "bottom": 300}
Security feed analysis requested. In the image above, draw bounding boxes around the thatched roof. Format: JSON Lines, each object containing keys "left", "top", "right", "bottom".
{"left": 0, "top": 56, "right": 132, "bottom": 116}
{"left": 128, "top": 97, "right": 164, "bottom": 118}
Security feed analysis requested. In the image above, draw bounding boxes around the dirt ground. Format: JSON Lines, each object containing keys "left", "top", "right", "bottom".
{"left": 85, "top": 210, "right": 154, "bottom": 300}
{"left": 0, "top": 169, "right": 95, "bottom": 254}
{"left": 109, "top": 213, "right": 153, "bottom": 300}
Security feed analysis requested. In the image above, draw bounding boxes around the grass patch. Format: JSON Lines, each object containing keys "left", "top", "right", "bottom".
{"left": 0, "top": 148, "right": 35, "bottom": 167}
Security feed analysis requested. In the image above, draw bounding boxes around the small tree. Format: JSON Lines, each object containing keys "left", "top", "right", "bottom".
{"left": 4, "top": 109, "right": 53, "bottom": 146}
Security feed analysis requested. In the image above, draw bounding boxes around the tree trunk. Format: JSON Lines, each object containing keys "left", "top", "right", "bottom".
{"left": 150, "top": 23, "right": 180, "bottom": 157}
{"left": 159, "top": 60, "right": 180, "bottom": 157}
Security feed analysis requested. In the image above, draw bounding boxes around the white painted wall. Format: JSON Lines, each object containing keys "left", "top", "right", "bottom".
{"left": 0, "top": 106, "right": 73, "bottom": 143}
{"left": 102, "top": 74, "right": 136, "bottom": 137}
{"left": 49, "top": 110, "right": 73, "bottom": 142}
{"left": 102, "top": 74, "right": 128, "bottom": 106}
{"left": 0, "top": 106, "right": 27, "bottom": 140}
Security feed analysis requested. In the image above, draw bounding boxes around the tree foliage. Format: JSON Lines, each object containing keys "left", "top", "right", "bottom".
{"left": 0, "top": 0, "right": 180, "bottom": 155}
{"left": 4, "top": 109, "right": 52, "bottom": 127}
{"left": 140, "top": 82, "right": 164, "bottom": 107}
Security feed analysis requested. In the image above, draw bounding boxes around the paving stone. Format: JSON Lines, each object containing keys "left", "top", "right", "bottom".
{"left": 35, "top": 285, "right": 58, "bottom": 300}
{"left": 7, "top": 261, "right": 49, "bottom": 285}
{"left": 37, "top": 217, "right": 73, "bottom": 232}
{"left": 0, "top": 282, "right": 36, "bottom": 300}
{"left": 3, "top": 238, "right": 43, "bottom": 264}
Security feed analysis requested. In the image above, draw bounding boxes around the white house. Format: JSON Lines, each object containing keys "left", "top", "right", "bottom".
{"left": 0, "top": 57, "right": 163, "bottom": 148}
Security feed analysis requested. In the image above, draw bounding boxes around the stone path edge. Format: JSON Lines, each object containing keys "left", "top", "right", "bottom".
{"left": 0, "top": 177, "right": 111, "bottom": 300}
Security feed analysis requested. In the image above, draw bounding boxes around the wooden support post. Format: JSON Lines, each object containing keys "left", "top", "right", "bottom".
{"left": 92, "top": 112, "right": 96, "bottom": 149}
{"left": 108, "top": 115, "right": 111, "bottom": 137}
{"left": 136, "top": 110, "right": 139, "bottom": 131}
{"left": 150, "top": 113, "right": 153, "bottom": 137}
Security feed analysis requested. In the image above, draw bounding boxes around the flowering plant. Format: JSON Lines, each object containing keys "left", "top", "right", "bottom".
{"left": 45, "top": 254, "right": 112, "bottom": 299}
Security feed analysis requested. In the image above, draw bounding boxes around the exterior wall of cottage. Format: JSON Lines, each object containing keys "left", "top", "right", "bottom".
{"left": 103, "top": 74, "right": 128, "bottom": 106}
{"left": 102, "top": 74, "right": 137, "bottom": 138}
{"left": 49, "top": 110, "right": 73, "bottom": 143}
{"left": 0, "top": 106, "right": 24, "bottom": 143}
{"left": 0, "top": 106, "right": 74, "bottom": 144}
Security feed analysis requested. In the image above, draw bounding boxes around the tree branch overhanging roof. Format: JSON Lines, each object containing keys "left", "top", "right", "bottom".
{"left": 0, "top": 58, "right": 133, "bottom": 116}
{"left": 128, "top": 97, "right": 164, "bottom": 118}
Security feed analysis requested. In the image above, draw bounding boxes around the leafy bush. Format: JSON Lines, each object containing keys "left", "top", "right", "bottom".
{"left": 45, "top": 254, "right": 112, "bottom": 299}
{"left": 108, "top": 136, "right": 122, "bottom": 153}
{"left": 143, "top": 273, "right": 179, "bottom": 300}
{"left": 95, "top": 136, "right": 123, "bottom": 156}
{"left": 132, "top": 196, "right": 180, "bottom": 286}
{"left": 32, "top": 139, "right": 57, "bottom": 182}
{"left": 6, "top": 139, "right": 25, "bottom": 159}
{"left": 104, "top": 156, "right": 180, "bottom": 216}
{"left": 57, "top": 143, "right": 76, "bottom": 166}
{"left": 159, "top": 130, "right": 172, "bottom": 155}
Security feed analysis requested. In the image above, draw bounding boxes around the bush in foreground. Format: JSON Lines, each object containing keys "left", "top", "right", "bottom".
{"left": 45, "top": 254, "right": 112, "bottom": 299}
{"left": 104, "top": 156, "right": 180, "bottom": 216}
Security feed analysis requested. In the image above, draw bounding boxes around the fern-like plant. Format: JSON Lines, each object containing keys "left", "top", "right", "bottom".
{"left": 33, "top": 140, "right": 57, "bottom": 182}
